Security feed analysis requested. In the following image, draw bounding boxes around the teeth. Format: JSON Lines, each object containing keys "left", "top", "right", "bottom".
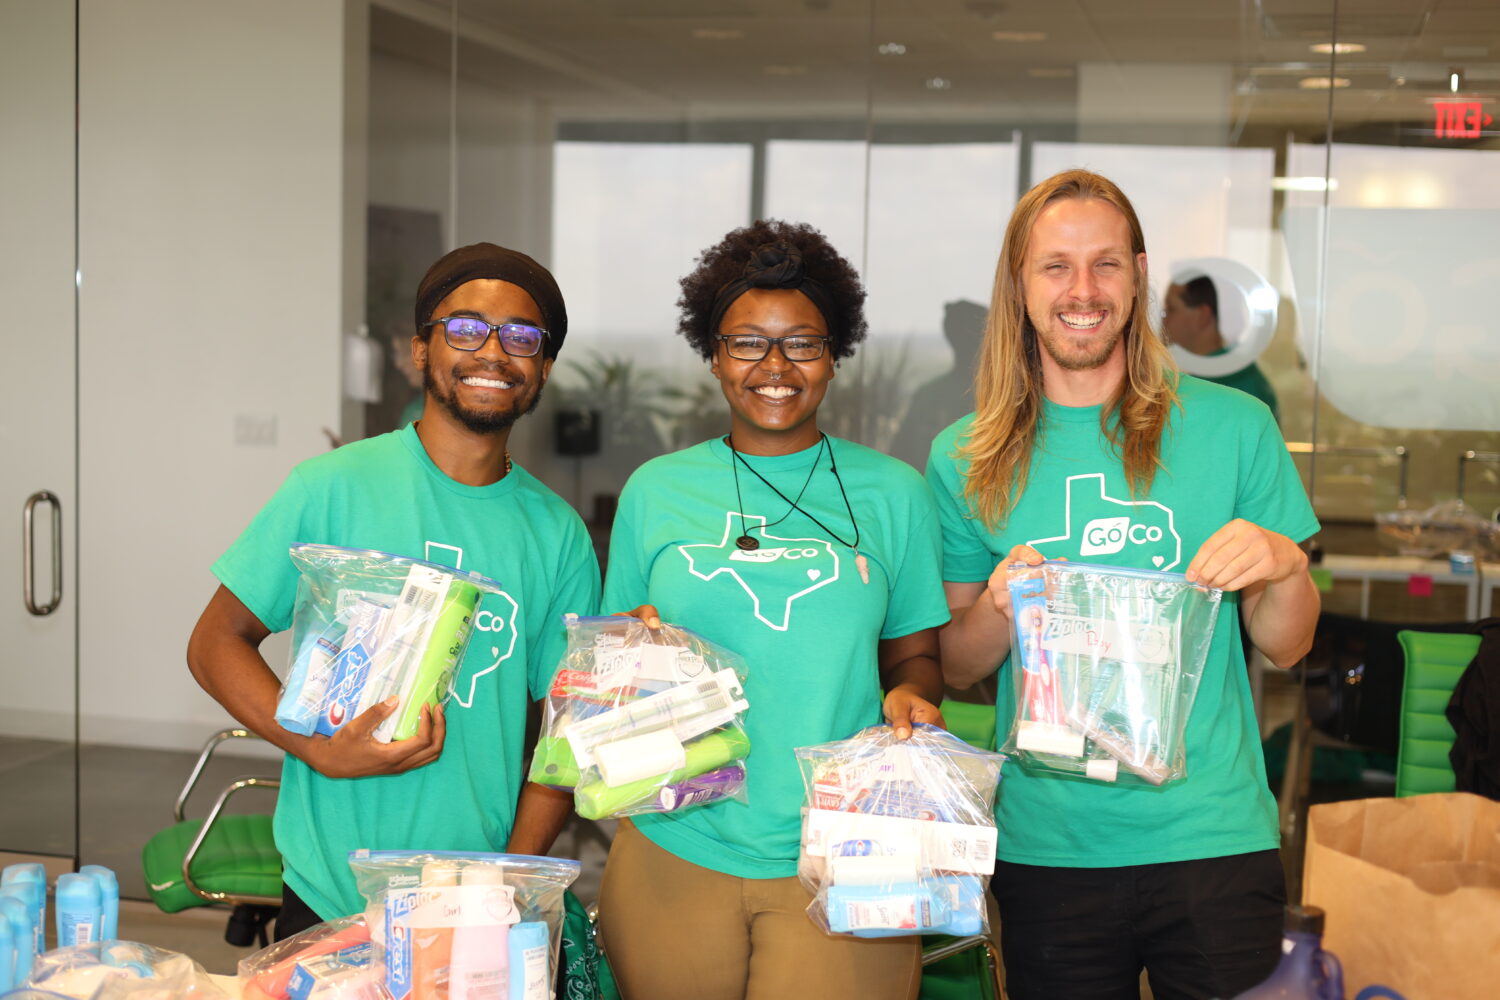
{"left": 462, "top": 376, "right": 514, "bottom": 389}
{"left": 753, "top": 385, "right": 798, "bottom": 399}
{"left": 1059, "top": 312, "right": 1105, "bottom": 330}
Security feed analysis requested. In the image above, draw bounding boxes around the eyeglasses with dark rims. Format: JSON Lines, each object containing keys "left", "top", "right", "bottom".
{"left": 424, "top": 316, "right": 548, "bottom": 357}
{"left": 715, "top": 333, "right": 830, "bottom": 362}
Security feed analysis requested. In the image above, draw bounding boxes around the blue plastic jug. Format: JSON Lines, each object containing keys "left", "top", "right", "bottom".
{"left": 1231, "top": 905, "right": 1344, "bottom": 999}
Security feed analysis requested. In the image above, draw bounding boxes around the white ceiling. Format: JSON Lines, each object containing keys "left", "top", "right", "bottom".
{"left": 372, "top": 0, "right": 1500, "bottom": 131}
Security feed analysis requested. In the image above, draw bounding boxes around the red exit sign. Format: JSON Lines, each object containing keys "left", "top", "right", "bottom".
{"left": 1432, "top": 101, "right": 1494, "bottom": 139}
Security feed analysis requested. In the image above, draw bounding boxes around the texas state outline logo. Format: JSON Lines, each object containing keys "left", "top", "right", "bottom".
{"left": 1026, "top": 473, "right": 1182, "bottom": 570}
{"left": 678, "top": 512, "right": 839, "bottom": 631}
{"left": 423, "top": 540, "right": 518, "bottom": 708}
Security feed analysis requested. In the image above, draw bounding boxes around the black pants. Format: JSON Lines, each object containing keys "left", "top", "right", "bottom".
{"left": 274, "top": 882, "right": 324, "bottom": 942}
{"left": 991, "top": 850, "right": 1285, "bottom": 1000}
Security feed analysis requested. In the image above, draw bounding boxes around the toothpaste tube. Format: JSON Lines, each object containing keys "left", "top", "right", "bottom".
{"left": 315, "top": 599, "right": 389, "bottom": 736}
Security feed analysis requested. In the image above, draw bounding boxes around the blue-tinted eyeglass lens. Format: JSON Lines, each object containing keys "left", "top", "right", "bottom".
{"left": 442, "top": 319, "right": 544, "bottom": 355}
{"left": 444, "top": 317, "right": 492, "bottom": 346}
{"left": 500, "top": 326, "right": 543, "bottom": 354}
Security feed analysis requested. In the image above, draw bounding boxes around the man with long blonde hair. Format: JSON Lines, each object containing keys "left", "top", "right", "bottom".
{"left": 926, "top": 170, "right": 1320, "bottom": 999}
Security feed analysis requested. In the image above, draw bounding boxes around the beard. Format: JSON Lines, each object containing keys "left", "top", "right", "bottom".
{"left": 1030, "top": 306, "right": 1130, "bottom": 372}
{"left": 422, "top": 363, "right": 545, "bottom": 434}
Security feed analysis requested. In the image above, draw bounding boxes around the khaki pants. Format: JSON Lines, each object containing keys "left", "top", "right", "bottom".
{"left": 598, "top": 819, "right": 922, "bottom": 1000}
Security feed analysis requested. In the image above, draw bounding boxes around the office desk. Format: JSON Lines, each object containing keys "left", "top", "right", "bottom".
{"left": 1318, "top": 553, "right": 1486, "bottom": 621}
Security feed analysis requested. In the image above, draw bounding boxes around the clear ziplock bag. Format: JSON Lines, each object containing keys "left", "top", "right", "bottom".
{"left": 1004, "top": 560, "right": 1221, "bottom": 785}
{"left": 238, "top": 915, "right": 376, "bottom": 1000}
{"left": 276, "top": 544, "right": 504, "bottom": 743}
{"left": 528, "top": 614, "right": 752, "bottom": 820}
{"left": 16, "top": 941, "right": 228, "bottom": 1000}
{"left": 347, "top": 850, "right": 580, "bottom": 1000}
{"left": 795, "top": 723, "right": 1004, "bottom": 939}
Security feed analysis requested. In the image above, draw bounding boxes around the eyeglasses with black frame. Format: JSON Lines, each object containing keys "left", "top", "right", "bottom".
{"left": 424, "top": 316, "right": 548, "bottom": 357}
{"left": 715, "top": 333, "right": 830, "bottom": 362}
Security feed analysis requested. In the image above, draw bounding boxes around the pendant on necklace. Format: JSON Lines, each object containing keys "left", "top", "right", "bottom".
{"left": 854, "top": 551, "right": 870, "bottom": 585}
{"left": 736, "top": 536, "right": 760, "bottom": 551}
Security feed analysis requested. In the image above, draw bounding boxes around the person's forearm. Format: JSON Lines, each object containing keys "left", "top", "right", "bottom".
{"left": 1246, "top": 571, "right": 1320, "bottom": 669}
{"left": 882, "top": 654, "right": 945, "bottom": 705}
{"left": 938, "top": 597, "right": 1012, "bottom": 689}
{"left": 506, "top": 782, "right": 575, "bottom": 857}
{"left": 186, "top": 630, "right": 323, "bottom": 762}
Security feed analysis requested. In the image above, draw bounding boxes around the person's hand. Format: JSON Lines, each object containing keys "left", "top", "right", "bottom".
{"left": 983, "top": 544, "right": 1047, "bottom": 620}
{"left": 305, "top": 698, "right": 446, "bottom": 778}
{"left": 612, "top": 604, "right": 662, "bottom": 629}
{"left": 1186, "top": 519, "right": 1307, "bottom": 591}
{"left": 882, "top": 687, "right": 946, "bottom": 740}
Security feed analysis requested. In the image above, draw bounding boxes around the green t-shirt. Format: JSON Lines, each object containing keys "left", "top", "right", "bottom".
{"left": 926, "top": 376, "right": 1318, "bottom": 868}
{"left": 212, "top": 423, "right": 600, "bottom": 918}
{"left": 1204, "top": 353, "right": 1279, "bottom": 424}
{"left": 602, "top": 435, "right": 950, "bottom": 878}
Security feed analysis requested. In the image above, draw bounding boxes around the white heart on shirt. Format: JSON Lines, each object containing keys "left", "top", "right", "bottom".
{"left": 1152, "top": 556, "right": 1165, "bottom": 568}
{"left": 807, "top": 569, "right": 821, "bottom": 581}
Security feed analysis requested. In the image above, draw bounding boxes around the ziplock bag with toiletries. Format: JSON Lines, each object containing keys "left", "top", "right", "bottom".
{"left": 528, "top": 613, "right": 752, "bottom": 820}
{"left": 795, "top": 723, "right": 1004, "bottom": 938}
{"left": 1004, "top": 560, "right": 1221, "bottom": 786}
{"left": 347, "top": 850, "right": 580, "bottom": 1000}
{"left": 274, "top": 544, "right": 504, "bottom": 743}
{"left": 239, "top": 915, "right": 375, "bottom": 1000}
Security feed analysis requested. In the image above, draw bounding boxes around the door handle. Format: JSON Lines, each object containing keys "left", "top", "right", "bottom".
{"left": 23, "top": 490, "right": 62, "bottom": 616}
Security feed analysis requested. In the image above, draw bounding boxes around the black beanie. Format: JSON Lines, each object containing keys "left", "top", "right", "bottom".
{"left": 414, "top": 243, "right": 569, "bottom": 358}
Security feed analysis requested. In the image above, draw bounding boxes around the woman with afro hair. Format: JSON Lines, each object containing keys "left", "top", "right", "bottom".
{"left": 596, "top": 219, "right": 951, "bottom": 1000}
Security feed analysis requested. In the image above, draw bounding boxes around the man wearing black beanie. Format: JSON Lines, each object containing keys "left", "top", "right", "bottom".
{"left": 188, "top": 243, "right": 599, "bottom": 938}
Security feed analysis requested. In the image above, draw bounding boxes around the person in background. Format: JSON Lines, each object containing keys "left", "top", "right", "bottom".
{"left": 1162, "top": 273, "right": 1279, "bottom": 422}
{"left": 598, "top": 220, "right": 950, "bottom": 1000}
{"left": 187, "top": 243, "right": 598, "bottom": 937}
{"left": 928, "top": 170, "right": 1319, "bottom": 999}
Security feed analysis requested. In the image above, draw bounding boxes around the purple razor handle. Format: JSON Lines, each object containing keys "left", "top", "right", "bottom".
{"left": 656, "top": 763, "right": 747, "bottom": 812}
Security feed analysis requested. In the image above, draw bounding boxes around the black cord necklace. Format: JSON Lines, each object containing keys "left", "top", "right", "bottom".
{"left": 725, "top": 432, "right": 869, "bottom": 584}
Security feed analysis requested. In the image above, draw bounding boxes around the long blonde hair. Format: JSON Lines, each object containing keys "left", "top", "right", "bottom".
{"left": 959, "top": 169, "right": 1179, "bottom": 530}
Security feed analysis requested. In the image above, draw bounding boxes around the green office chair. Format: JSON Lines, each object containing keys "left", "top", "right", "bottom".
{"left": 918, "top": 699, "right": 1005, "bottom": 1000}
{"left": 1395, "top": 630, "right": 1480, "bottom": 797}
{"left": 140, "top": 728, "right": 282, "bottom": 945}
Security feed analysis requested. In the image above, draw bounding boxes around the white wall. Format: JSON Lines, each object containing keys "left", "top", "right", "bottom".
{"left": 76, "top": 0, "right": 364, "bottom": 749}
{"left": 0, "top": 1, "right": 79, "bottom": 742}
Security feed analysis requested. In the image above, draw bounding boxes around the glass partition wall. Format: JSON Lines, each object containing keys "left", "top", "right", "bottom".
{"left": 11, "top": 0, "right": 1495, "bottom": 902}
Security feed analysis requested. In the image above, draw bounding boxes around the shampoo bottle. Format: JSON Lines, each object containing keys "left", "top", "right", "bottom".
{"left": 506, "top": 922, "right": 549, "bottom": 1000}
{"left": 449, "top": 865, "right": 511, "bottom": 1000}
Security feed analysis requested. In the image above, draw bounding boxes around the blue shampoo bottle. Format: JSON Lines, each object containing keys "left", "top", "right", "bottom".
{"left": 54, "top": 872, "right": 102, "bottom": 947}
{"left": 79, "top": 866, "right": 119, "bottom": 942}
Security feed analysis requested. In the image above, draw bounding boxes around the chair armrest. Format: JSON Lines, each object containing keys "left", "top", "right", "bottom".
{"left": 175, "top": 728, "right": 265, "bottom": 822}
{"left": 182, "top": 774, "right": 281, "bottom": 906}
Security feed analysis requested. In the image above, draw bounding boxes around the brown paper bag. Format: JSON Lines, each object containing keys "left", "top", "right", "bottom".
{"left": 1302, "top": 793, "right": 1500, "bottom": 999}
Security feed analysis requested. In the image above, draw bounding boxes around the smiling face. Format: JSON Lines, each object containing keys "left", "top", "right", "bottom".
{"left": 1022, "top": 197, "right": 1146, "bottom": 377}
{"left": 413, "top": 278, "right": 554, "bottom": 436}
{"left": 711, "top": 287, "right": 834, "bottom": 455}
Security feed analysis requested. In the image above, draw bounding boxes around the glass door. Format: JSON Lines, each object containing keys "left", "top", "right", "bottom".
{"left": 0, "top": 0, "right": 80, "bottom": 871}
